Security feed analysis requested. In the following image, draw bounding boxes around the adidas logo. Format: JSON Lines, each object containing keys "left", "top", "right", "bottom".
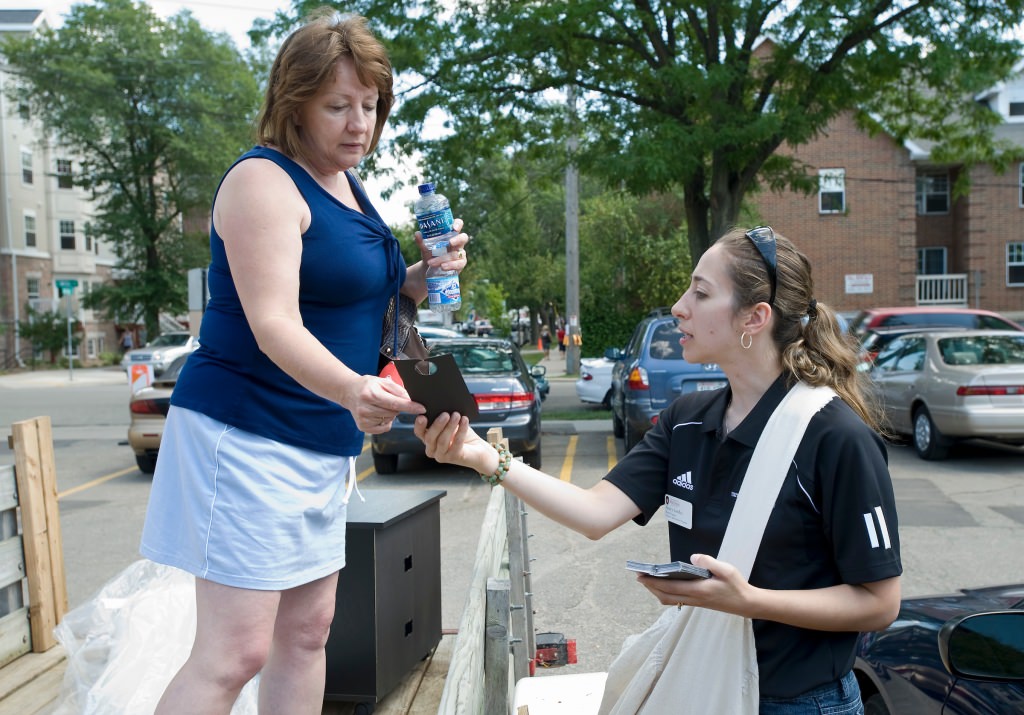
{"left": 672, "top": 471, "right": 694, "bottom": 490}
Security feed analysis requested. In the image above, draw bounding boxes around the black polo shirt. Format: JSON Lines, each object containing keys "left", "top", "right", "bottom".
{"left": 604, "top": 375, "right": 902, "bottom": 699}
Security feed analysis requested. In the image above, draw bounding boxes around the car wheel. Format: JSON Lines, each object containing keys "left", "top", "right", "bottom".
{"left": 612, "top": 410, "right": 625, "bottom": 438}
{"left": 912, "top": 406, "right": 949, "bottom": 460}
{"left": 863, "top": 693, "right": 890, "bottom": 715}
{"left": 523, "top": 442, "right": 542, "bottom": 469}
{"left": 601, "top": 390, "right": 612, "bottom": 409}
{"left": 624, "top": 424, "right": 642, "bottom": 453}
{"left": 135, "top": 453, "right": 157, "bottom": 474}
{"left": 373, "top": 450, "right": 399, "bottom": 475}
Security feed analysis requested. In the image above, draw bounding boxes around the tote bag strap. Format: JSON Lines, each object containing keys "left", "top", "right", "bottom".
{"left": 717, "top": 382, "right": 836, "bottom": 580}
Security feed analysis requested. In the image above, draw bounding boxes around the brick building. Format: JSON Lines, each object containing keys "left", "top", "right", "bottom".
{"left": 750, "top": 67, "right": 1024, "bottom": 319}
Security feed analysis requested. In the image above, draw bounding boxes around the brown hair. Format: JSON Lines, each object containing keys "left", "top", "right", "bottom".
{"left": 255, "top": 8, "right": 394, "bottom": 162}
{"left": 717, "top": 227, "right": 885, "bottom": 432}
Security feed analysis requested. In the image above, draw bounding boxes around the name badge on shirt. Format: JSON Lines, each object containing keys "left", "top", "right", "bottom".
{"left": 665, "top": 494, "right": 693, "bottom": 530}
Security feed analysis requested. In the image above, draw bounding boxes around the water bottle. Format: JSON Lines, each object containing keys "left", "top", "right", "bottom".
{"left": 414, "top": 182, "right": 458, "bottom": 244}
{"left": 425, "top": 241, "right": 462, "bottom": 312}
{"left": 415, "top": 182, "right": 461, "bottom": 312}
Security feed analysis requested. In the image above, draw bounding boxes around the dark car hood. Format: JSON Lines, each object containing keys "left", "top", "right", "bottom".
{"left": 895, "top": 584, "right": 1024, "bottom": 626}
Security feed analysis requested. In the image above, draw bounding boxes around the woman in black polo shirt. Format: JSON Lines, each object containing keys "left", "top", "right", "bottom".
{"left": 416, "top": 226, "right": 902, "bottom": 713}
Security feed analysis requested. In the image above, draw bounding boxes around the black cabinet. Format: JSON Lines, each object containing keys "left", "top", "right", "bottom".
{"left": 324, "top": 488, "right": 446, "bottom": 705}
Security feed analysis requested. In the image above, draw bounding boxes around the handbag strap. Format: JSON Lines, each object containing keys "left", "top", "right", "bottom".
{"left": 716, "top": 381, "right": 836, "bottom": 580}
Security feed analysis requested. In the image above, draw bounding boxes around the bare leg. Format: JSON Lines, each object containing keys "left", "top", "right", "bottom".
{"left": 258, "top": 572, "right": 339, "bottom": 714}
{"left": 155, "top": 579, "right": 280, "bottom": 715}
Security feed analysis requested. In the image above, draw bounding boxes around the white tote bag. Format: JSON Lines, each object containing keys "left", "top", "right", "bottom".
{"left": 599, "top": 382, "right": 836, "bottom": 715}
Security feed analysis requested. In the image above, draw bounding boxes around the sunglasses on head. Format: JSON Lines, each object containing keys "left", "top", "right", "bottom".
{"left": 744, "top": 226, "right": 777, "bottom": 306}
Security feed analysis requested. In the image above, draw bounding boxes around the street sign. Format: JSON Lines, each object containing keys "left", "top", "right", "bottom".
{"left": 55, "top": 279, "right": 79, "bottom": 294}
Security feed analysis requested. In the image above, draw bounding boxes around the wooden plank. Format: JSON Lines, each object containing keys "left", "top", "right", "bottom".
{"left": 0, "top": 645, "right": 65, "bottom": 702}
{"left": 10, "top": 418, "right": 60, "bottom": 652}
{"left": 504, "top": 492, "right": 531, "bottom": 682}
{"left": 484, "top": 578, "right": 510, "bottom": 715}
{"left": 0, "top": 658, "right": 63, "bottom": 715}
{"left": 0, "top": 467, "right": 16, "bottom": 513}
{"left": 0, "top": 538, "right": 26, "bottom": 593}
{"left": 0, "top": 608, "right": 30, "bottom": 670}
{"left": 438, "top": 487, "right": 507, "bottom": 714}
{"left": 33, "top": 419, "right": 66, "bottom": 623}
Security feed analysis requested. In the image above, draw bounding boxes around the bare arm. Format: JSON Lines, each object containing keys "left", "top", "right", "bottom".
{"left": 415, "top": 412, "right": 641, "bottom": 539}
{"left": 213, "top": 159, "right": 421, "bottom": 430}
{"left": 639, "top": 554, "right": 901, "bottom": 632}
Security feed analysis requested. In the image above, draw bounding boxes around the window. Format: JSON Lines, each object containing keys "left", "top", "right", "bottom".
{"left": 84, "top": 224, "right": 93, "bottom": 252}
{"left": 1009, "top": 242, "right": 1024, "bottom": 286}
{"left": 26, "top": 277, "right": 40, "bottom": 301}
{"left": 916, "top": 173, "right": 949, "bottom": 214}
{"left": 1012, "top": 102, "right": 1024, "bottom": 117}
{"left": 1020, "top": 163, "right": 1024, "bottom": 207}
{"left": 56, "top": 159, "right": 73, "bottom": 189}
{"left": 23, "top": 212, "right": 36, "bottom": 248}
{"left": 21, "top": 149, "right": 33, "bottom": 184}
{"left": 917, "top": 247, "right": 947, "bottom": 275}
{"left": 818, "top": 168, "right": 846, "bottom": 214}
{"left": 60, "top": 220, "right": 75, "bottom": 250}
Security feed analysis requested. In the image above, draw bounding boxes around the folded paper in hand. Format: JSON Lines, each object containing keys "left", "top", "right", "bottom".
{"left": 625, "top": 560, "right": 711, "bottom": 580}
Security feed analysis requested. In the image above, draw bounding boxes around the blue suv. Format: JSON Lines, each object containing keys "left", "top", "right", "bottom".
{"left": 609, "top": 310, "right": 728, "bottom": 452}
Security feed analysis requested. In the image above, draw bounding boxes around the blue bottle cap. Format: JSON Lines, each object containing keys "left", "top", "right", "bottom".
{"left": 418, "top": 182, "right": 435, "bottom": 194}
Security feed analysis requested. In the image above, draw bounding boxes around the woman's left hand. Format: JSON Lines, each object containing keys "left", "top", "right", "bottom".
{"left": 415, "top": 218, "right": 470, "bottom": 273}
{"left": 636, "top": 554, "right": 756, "bottom": 617}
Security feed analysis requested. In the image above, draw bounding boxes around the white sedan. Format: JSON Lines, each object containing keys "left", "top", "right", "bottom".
{"left": 575, "top": 357, "right": 615, "bottom": 407}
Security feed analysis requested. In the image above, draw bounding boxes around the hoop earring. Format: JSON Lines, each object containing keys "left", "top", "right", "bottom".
{"left": 740, "top": 332, "right": 753, "bottom": 350}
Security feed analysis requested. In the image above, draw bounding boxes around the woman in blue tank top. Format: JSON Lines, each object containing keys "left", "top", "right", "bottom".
{"left": 138, "top": 10, "right": 469, "bottom": 713}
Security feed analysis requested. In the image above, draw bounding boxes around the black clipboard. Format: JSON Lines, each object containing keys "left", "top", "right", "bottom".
{"left": 393, "top": 354, "right": 479, "bottom": 423}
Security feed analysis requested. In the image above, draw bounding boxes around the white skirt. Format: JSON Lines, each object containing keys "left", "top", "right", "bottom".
{"left": 140, "top": 406, "right": 353, "bottom": 590}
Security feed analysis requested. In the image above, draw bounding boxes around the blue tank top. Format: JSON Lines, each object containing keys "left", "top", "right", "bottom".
{"left": 172, "top": 146, "right": 406, "bottom": 456}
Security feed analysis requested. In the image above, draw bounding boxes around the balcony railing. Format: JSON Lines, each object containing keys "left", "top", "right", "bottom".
{"left": 916, "top": 274, "right": 967, "bottom": 306}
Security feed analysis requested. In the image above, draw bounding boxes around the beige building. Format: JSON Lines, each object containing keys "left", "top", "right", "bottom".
{"left": 0, "top": 9, "right": 120, "bottom": 368}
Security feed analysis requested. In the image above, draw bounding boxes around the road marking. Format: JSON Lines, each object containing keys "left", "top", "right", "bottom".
{"left": 607, "top": 436, "right": 617, "bottom": 472}
{"left": 58, "top": 466, "right": 137, "bottom": 499}
{"left": 560, "top": 435, "right": 578, "bottom": 481}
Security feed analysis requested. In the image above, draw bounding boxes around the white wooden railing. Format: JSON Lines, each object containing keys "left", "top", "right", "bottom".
{"left": 916, "top": 274, "right": 968, "bottom": 306}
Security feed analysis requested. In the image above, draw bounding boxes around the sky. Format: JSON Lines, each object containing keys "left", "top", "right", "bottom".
{"left": 4, "top": 0, "right": 417, "bottom": 224}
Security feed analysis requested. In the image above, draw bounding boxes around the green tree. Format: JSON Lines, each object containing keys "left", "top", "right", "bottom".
{"left": 267, "top": 0, "right": 1024, "bottom": 261}
{"left": 17, "top": 307, "right": 80, "bottom": 365}
{"left": 2, "top": 0, "right": 263, "bottom": 339}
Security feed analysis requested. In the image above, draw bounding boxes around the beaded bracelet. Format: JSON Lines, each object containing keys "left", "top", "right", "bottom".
{"left": 479, "top": 442, "right": 512, "bottom": 486}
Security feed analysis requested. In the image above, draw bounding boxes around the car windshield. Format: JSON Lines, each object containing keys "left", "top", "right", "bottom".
{"left": 430, "top": 343, "right": 516, "bottom": 374}
{"left": 938, "top": 335, "right": 1024, "bottom": 365}
{"left": 148, "top": 334, "right": 189, "bottom": 347}
{"left": 647, "top": 322, "right": 684, "bottom": 360}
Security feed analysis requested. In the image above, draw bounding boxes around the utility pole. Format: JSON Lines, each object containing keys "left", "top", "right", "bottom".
{"left": 564, "top": 83, "right": 581, "bottom": 376}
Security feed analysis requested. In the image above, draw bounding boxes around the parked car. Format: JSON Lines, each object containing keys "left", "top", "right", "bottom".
{"left": 854, "top": 584, "right": 1024, "bottom": 715}
{"left": 848, "top": 306, "right": 1022, "bottom": 339}
{"left": 867, "top": 329, "right": 1024, "bottom": 459}
{"left": 858, "top": 325, "right": 972, "bottom": 364}
{"left": 417, "top": 325, "right": 462, "bottom": 341}
{"left": 127, "top": 353, "right": 192, "bottom": 473}
{"left": 575, "top": 352, "right": 615, "bottom": 407}
{"left": 120, "top": 331, "right": 200, "bottom": 376}
{"left": 609, "top": 310, "right": 728, "bottom": 452}
{"left": 371, "top": 337, "right": 544, "bottom": 473}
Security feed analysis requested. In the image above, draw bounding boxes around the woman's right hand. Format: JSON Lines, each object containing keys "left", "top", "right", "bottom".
{"left": 414, "top": 412, "right": 495, "bottom": 474}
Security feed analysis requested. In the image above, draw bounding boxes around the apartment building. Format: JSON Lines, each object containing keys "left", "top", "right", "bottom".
{"left": 751, "top": 65, "right": 1024, "bottom": 318}
{"left": 0, "top": 9, "right": 119, "bottom": 369}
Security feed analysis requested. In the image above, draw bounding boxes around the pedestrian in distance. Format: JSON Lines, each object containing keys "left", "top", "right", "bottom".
{"left": 557, "top": 324, "right": 566, "bottom": 354}
{"left": 415, "top": 226, "right": 901, "bottom": 713}
{"left": 541, "top": 325, "right": 552, "bottom": 358}
{"left": 138, "top": 9, "right": 468, "bottom": 714}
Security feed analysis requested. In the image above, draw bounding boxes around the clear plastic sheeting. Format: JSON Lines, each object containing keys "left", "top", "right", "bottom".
{"left": 53, "top": 559, "right": 259, "bottom": 714}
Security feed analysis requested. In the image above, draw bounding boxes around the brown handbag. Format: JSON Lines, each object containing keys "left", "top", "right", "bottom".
{"left": 380, "top": 292, "right": 430, "bottom": 370}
